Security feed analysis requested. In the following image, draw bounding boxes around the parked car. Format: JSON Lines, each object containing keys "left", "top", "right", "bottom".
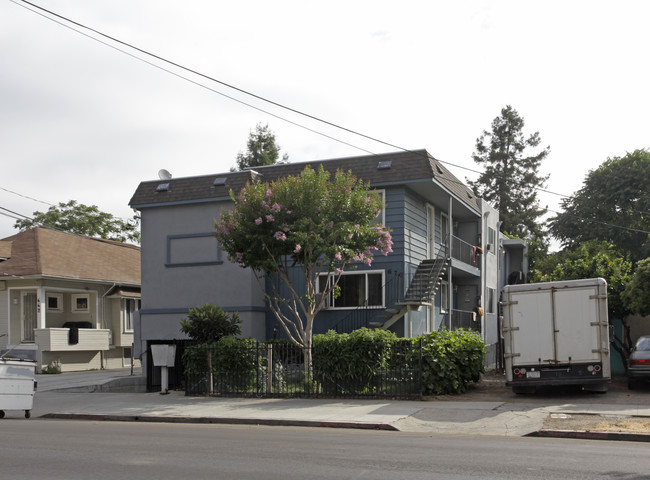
{"left": 628, "top": 335, "right": 650, "bottom": 389}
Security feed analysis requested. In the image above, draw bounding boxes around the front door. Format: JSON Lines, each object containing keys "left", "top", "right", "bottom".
{"left": 22, "top": 292, "right": 37, "bottom": 342}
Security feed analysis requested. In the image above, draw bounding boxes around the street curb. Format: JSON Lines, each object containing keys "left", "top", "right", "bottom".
{"left": 39, "top": 413, "right": 399, "bottom": 431}
{"left": 526, "top": 429, "right": 650, "bottom": 443}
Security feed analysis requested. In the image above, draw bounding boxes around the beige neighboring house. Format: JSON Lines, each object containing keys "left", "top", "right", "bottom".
{"left": 0, "top": 227, "right": 141, "bottom": 372}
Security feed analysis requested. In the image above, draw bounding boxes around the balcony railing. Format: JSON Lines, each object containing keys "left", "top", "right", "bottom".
{"left": 450, "top": 235, "right": 481, "bottom": 269}
{"left": 34, "top": 328, "right": 110, "bottom": 352}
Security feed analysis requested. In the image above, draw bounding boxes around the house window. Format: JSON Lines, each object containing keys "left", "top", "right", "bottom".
{"left": 441, "top": 212, "right": 449, "bottom": 248}
{"left": 71, "top": 294, "right": 89, "bottom": 313}
{"left": 487, "top": 227, "right": 496, "bottom": 254}
{"left": 47, "top": 294, "right": 63, "bottom": 312}
{"left": 124, "top": 299, "right": 141, "bottom": 332}
{"left": 440, "top": 281, "right": 449, "bottom": 313}
{"left": 487, "top": 288, "right": 496, "bottom": 314}
{"left": 318, "top": 271, "right": 384, "bottom": 309}
{"left": 371, "top": 190, "right": 386, "bottom": 226}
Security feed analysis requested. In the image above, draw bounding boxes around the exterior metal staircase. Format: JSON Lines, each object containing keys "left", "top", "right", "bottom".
{"left": 370, "top": 255, "right": 450, "bottom": 331}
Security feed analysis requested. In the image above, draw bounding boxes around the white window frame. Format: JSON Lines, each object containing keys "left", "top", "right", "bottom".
{"left": 371, "top": 189, "right": 386, "bottom": 226}
{"left": 487, "top": 227, "right": 496, "bottom": 254}
{"left": 317, "top": 270, "right": 385, "bottom": 310}
{"left": 46, "top": 293, "right": 63, "bottom": 312}
{"left": 123, "top": 298, "right": 140, "bottom": 332}
{"left": 71, "top": 294, "right": 90, "bottom": 313}
{"left": 440, "top": 281, "right": 449, "bottom": 314}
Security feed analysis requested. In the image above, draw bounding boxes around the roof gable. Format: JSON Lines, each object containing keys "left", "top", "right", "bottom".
{"left": 0, "top": 228, "right": 140, "bottom": 285}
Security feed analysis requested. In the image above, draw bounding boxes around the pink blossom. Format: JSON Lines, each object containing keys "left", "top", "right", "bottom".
{"left": 294, "top": 244, "right": 302, "bottom": 253}
{"left": 335, "top": 252, "right": 342, "bottom": 261}
{"left": 274, "top": 231, "right": 287, "bottom": 241}
{"left": 335, "top": 268, "right": 344, "bottom": 275}
{"left": 328, "top": 221, "right": 334, "bottom": 228}
{"left": 286, "top": 210, "right": 293, "bottom": 215}
{"left": 255, "top": 217, "right": 263, "bottom": 225}
{"left": 235, "top": 252, "right": 244, "bottom": 260}
{"left": 266, "top": 214, "right": 275, "bottom": 223}
{"left": 271, "top": 203, "right": 282, "bottom": 213}
{"left": 265, "top": 189, "right": 273, "bottom": 198}
{"left": 364, "top": 258, "right": 372, "bottom": 267}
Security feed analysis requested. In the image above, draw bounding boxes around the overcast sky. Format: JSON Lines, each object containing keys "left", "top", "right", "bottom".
{"left": 1, "top": 0, "right": 648, "bottom": 246}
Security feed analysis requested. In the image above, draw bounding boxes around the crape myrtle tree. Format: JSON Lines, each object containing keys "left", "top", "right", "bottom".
{"left": 468, "top": 105, "right": 550, "bottom": 239}
{"left": 215, "top": 165, "right": 393, "bottom": 367}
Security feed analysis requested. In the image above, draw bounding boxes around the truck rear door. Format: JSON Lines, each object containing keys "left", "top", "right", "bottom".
{"left": 554, "top": 285, "right": 601, "bottom": 363}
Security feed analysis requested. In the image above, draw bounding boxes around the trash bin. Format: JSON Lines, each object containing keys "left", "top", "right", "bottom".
{"left": 0, "top": 358, "right": 37, "bottom": 419}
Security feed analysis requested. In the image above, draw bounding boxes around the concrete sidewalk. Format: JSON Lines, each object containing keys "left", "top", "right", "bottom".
{"left": 8, "top": 368, "right": 649, "bottom": 441}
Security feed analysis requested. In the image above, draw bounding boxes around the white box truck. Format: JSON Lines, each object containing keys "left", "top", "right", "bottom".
{"left": 501, "top": 278, "right": 610, "bottom": 393}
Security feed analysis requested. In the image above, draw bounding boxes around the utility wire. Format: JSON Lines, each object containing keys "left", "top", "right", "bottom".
{"left": 8, "top": 1, "right": 649, "bottom": 232}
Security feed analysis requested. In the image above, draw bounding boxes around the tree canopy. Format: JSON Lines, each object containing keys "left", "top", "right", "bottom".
{"left": 215, "top": 165, "right": 392, "bottom": 357}
{"left": 530, "top": 240, "right": 633, "bottom": 320}
{"left": 232, "top": 122, "right": 289, "bottom": 171}
{"left": 14, "top": 200, "right": 140, "bottom": 244}
{"left": 549, "top": 149, "right": 650, "bottom": 262}
{"left": 468, "top": 105, "right": 550, "bottom": 239}
{"left": 622, "top": 257, "right": 650, "bottom": 317}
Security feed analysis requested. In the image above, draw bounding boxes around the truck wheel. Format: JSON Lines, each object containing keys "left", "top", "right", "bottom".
{"left": 25, "top": 410, "right": 31, "bottom": 419}
{"left": 0, "top": 410, "right": 4, "bottom": 419}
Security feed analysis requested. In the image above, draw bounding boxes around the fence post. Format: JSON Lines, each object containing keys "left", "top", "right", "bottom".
{"left": 418, "top": 338, "right": 423, "bottom": 399}
{"left": 267, "top": 343, "right": 273, "bottom": 394}
{"left": 207, "top": 346, "right": 214, "bottom": 395}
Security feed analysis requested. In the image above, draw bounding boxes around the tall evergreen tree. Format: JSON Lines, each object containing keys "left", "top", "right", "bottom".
{"left": 232, "top": 122, "right": 289, "bottom": 171}
{"left": 468, "top": 105, "right": 550, "bottom": 238}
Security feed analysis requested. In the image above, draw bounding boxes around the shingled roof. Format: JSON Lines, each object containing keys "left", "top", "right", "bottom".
{"left": 129, "top": 149, "right": 480, "bottom": 213}
{"left": 0, "top": 228, "right": 140, "bottom": 285}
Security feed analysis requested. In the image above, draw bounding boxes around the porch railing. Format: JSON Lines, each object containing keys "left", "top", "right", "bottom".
{"left": 440, "top": 309, "right": 481, "bottom": 333}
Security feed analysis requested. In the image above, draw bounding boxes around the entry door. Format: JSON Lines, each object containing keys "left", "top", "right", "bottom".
{"left": 22, "top": 292, "right": 37, "bottom": 342}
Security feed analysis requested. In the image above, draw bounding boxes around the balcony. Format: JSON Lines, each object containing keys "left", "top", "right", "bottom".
{"left": 450, "top": 235, "right": 481, "bottom": 269}
{"left": 34, "top": 328, "right": 110, "bottom": 352}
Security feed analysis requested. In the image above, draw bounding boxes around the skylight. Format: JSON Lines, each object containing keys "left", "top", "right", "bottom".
{"left": 377, "top": 160, "right": 392, "bottom": 170}
{"left": 156, "top": 183, "right": 170, "bottom": 192}
{"left": 213, "top": 177, "right": 227, "bottom": 186}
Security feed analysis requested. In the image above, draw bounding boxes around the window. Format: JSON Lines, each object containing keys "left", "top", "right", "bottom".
{"left": 440, "top": 213, "right": 449, "bottom": 248}
{"left": 487, "top": 227, "right": 496, "bottom": 254}
{"left": 47, "top": 294, "right": 63, "bottom": 312}
{"left": 318, "top": 271, "right": 384, "bottom": 309}
{"left": 487, "top": 288, "right": 496, "bottom": 314}
{"left": 440, "top": 281, "right": 449, "bottom": 313}
{"left": 71, "top": 294, "right": 89, "bottom": 313}
{"left": 371, "top": 190, "right": 386, "bottom": 226}
{"left": 124, "top": 299, "right": 141, "bottom": 332}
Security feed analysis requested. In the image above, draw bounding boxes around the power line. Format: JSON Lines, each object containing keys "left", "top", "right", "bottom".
{"left": 8, "top": 1, "right": 648, "bottom": 235}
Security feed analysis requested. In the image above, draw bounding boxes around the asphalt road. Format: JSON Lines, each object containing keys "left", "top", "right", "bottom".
{"left": 1, "top": 420, "right": 649, "bottom": 480}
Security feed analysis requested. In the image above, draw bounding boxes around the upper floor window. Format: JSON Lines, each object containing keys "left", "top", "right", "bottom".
{"left": 317, "top": 270, "right": 384, "bottom": 309}
{"left": 371, "top": 190, "right": 386, "bottom": 226}
{"left": 487, "top": 227, "right": 496, "bottom": 254}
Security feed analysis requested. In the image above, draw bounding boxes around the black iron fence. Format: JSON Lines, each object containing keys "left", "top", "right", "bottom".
{"left": 184, "top": 340, "right": 422, "bottom": 399}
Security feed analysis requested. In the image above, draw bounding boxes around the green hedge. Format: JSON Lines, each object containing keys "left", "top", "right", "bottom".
{"left": 182, "top": 328, "right": 485, "bottom": 396}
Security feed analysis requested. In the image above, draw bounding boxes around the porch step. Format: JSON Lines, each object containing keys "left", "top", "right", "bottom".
{"left": 0, "top": 349, "right": 37, "bottom": 361}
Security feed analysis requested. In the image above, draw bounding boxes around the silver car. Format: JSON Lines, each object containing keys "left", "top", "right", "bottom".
{"left": 628, "top": 335, "right": 650, "bottom": 389}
